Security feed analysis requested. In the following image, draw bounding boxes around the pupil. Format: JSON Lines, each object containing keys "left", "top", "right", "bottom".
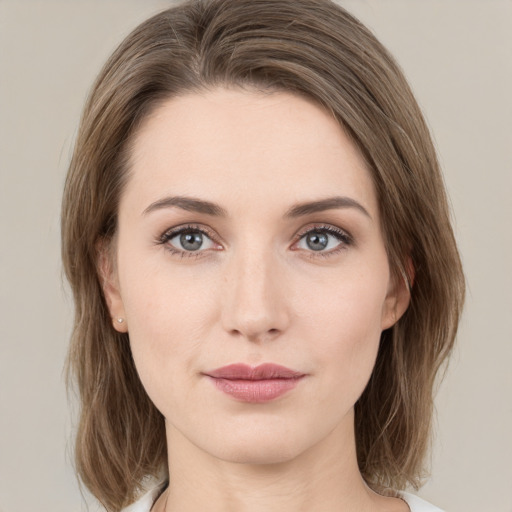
{"left": 307, "top": 232, "right": 328, "bottom": 251}
{"left": 180, "top": 232, "right": 203, "bottom": 251}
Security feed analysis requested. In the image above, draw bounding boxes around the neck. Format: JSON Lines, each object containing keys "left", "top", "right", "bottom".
{"left": 155, "top": 410, "right": 406, "bottom": 512}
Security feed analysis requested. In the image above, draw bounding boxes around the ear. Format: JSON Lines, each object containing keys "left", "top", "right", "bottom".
{"left": 96, "top": 238, "right": 128, "bottom": 333}
{"left": 381, "top": 258, "right": 414, "bottom": 330}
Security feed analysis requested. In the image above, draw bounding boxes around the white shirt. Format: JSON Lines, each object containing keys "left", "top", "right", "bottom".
{"left": 121, "top": 483, "right": 444, "bottom": 512}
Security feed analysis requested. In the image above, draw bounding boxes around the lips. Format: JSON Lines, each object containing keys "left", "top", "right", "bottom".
{"left": 206, "top": 363, "right": 305, "bottom": 380}
{"left": 204, "top": 363, "right": 306, "bottom": 402}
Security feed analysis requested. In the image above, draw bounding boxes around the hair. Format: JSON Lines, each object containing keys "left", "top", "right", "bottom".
{"left": 61, "top": 0, "right": 465, "bottom": 510}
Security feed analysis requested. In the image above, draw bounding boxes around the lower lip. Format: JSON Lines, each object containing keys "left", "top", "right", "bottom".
{"left": 208, "top": 376, "right": 304, "bottom": 402}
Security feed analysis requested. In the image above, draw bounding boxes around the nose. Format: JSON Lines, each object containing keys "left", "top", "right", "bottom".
{"left": 220, "top": 245, "right": 290, "bottom": 343}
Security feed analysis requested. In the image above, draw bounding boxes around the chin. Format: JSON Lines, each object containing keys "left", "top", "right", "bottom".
{"left": 204, "top": 428, "right": 315, "bottom": 466}
{"left": 216, "top": 445, "right": 303, "bottom": 466}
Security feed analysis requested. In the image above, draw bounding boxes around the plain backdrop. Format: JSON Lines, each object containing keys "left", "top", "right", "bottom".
{"left": 0, "top": 1, "right": 511, "bottom": 511}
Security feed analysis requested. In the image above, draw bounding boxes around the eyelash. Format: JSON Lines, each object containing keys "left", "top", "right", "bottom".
{"left": 156, "top": 223, "right": 353, "bottom": 260}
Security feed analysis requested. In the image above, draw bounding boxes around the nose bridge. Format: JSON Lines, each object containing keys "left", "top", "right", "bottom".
{"left": 221, "top": 238, "right": 289, "bottom": 341}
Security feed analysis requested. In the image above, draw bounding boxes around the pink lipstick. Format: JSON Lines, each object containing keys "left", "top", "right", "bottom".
{"left": 204, "top": 363, "right": 306, "bottom": 403}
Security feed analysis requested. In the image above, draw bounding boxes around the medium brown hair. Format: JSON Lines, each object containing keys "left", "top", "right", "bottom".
{"left": 62, "top": 0, "right": 465, "bottom": 510}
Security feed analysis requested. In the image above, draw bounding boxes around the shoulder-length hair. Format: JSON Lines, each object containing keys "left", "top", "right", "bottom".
{"left": 61, "top": 0, "right": 465, "bottom": 510}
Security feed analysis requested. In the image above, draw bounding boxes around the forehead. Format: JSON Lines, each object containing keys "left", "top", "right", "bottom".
{"left": 124, "top": 87, "right": 378, "bottom": 219}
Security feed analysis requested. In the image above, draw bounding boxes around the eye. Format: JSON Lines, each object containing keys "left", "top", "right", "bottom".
{"left": 294, "top": 225, "right": 352, "bottom": 256}
{"left": 158, "top": 225, "right": 220, "bottom": 258}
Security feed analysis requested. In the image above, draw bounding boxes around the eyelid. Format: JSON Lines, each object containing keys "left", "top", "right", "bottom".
{"left": 295, "top": 223, "right": 352, "bottom": 240}
{"left": 159, "top": 223, "right": 218, "bottom": 244}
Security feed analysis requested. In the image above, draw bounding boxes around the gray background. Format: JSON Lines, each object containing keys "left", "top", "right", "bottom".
{"left": 0, "top": 1, "right": 511, "bottom": 511}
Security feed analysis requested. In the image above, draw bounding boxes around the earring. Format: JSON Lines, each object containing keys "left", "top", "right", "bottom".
{"left": 113, "top": 317, "right": 127, "bottom": 332}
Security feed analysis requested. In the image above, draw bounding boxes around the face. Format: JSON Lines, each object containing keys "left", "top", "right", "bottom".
{"left": 103, "top": 87, "right": 409, "bottom": 464}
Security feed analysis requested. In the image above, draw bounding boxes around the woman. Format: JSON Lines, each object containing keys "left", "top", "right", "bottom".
{"left": 61, "top": 0, "right": 465, "bottom": 511}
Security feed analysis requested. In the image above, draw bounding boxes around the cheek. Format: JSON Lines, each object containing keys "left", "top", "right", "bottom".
{"left": 298, "top": 267, "right": 388, "bottom": 399}
{"left": 116, "top": 251, "right": 216, "bottom": 411}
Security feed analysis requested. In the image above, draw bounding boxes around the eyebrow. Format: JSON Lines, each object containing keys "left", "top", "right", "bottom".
{"left": 143, "top": 196, "right": 228, "bottom": 217}
{"left": 143, "top": 195, "right": 371, "bottom": 220}
{"left": 284, "top": 196, "right": 371, "bottom": 220}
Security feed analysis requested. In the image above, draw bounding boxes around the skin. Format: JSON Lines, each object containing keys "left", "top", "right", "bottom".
{"left": 102, "top": 87, "right": 411, "bottom": 512}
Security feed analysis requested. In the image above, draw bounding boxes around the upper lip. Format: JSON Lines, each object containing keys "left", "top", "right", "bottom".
{"left": 205, "top": 363, "right": 305, "bottom": 380}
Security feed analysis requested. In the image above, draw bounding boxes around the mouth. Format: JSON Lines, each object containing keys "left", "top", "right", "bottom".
{"left": 203, "top": 363, "right": 306, "bottom": 403}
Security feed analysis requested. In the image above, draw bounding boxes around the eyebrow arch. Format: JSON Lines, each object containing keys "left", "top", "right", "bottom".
{"left": 142, "top": 195, "right": 371, "bottom": 220}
